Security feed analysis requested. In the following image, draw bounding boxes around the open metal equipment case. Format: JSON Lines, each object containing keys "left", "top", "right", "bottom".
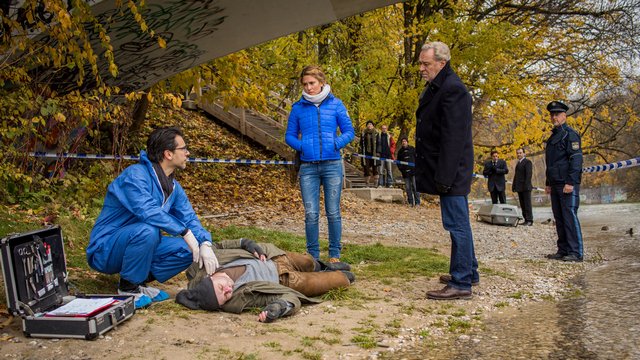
{"left": 1, "top": 226, "right": 135, "bottom": 339}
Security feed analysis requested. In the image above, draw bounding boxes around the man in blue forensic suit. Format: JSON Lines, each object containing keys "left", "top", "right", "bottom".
{"left": 544, "top": 101, "right": 584, "bottom": 262}
{"left": 87, "top": 127, "right": 219, "bottom": 308}
{"left": 415, "top": 42, "right": 479, "bottom": 300}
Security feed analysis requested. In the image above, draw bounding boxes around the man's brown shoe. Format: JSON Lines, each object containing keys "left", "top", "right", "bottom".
{"left": 426, "top": 285, "right": 472, "bottom": 300}
{"left": 439, "top": 274, "right": 479, "bottom": 286}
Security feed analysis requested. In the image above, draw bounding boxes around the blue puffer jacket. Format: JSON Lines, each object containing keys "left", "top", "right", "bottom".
{"left": 285, "top": 93, "right": 355, "bottom": 162}
{"left": 87, "top": 151, "right": 211, "bottom": 264}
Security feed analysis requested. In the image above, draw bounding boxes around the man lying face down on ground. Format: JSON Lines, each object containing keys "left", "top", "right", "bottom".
{"left": 175, "top": 239, "right": 354, "bottom": 322}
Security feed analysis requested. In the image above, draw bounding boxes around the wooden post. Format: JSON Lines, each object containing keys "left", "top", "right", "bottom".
{"left": 240, "top": 108, "right": 247, "bottom": 136}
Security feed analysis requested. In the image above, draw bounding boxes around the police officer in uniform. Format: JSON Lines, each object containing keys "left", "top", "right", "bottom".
{"left": 544, "top": 101, "right": 584, "bottom": 262}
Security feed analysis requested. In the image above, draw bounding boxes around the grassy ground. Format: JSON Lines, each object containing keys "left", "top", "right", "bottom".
{"left": 0, "top": 205, "right": 449, "bottom": 309}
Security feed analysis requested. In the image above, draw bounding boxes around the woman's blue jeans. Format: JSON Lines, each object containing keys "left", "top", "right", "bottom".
{"left": 299, "top": 160, "right": 343, "bottom": 259}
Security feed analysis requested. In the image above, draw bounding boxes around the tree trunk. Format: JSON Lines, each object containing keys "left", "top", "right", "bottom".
{"left": 130, "top": 95, "right": 150, "bottom": 134}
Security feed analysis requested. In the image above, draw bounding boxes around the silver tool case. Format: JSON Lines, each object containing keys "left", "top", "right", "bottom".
{"left": 476, "top": 204, "right": 523, "bottom": 227}
{"left": 1, "top": 226, "right": 134, "bottom": 340}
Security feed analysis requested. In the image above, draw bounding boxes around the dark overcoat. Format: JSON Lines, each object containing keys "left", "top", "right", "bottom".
{"left": 512, "top": 158, "right": 533, "bottom": 192}
{"left": 482, "top": 159, "right": 509, "bottom": 192}
{"left": 415, "top": 62, "right": 474, "bottom": 196}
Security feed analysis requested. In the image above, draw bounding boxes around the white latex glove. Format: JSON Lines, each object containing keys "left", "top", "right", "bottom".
{"left": 199, "top": 243, "right": 219, "bottom": 275}
{"left": 182, "top": 230, "right": 199, "bottom": 263}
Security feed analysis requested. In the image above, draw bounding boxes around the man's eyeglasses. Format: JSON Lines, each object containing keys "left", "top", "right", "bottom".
{"left": 175, "top": 146, "right": 188, "bottom": 152}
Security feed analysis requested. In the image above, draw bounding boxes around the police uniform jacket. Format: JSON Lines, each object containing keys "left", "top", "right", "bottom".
{"left": 185, "top": 240, "right": 321, "bottom": 314}
{"left": 545, "top": 123, "right": 583, "bottom": 186}
{"left": 415, "top": 62, "right": 474, "bottom": 195}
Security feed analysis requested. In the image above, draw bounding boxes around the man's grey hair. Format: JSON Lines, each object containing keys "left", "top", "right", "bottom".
{"left": 421, "top": 41, "right": 451, "bottom": 62}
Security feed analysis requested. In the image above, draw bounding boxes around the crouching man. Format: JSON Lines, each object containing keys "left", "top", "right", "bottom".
{"left": 176, "top": 239, "right": 354, "bottom": 322}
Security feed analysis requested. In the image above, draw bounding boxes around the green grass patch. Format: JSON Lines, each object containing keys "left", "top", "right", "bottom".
{"left": 447, "top": 319, "right": 472, "bottom": 333}
{"left": 321, "top": 337, "right": 340, "bottom": 345}
{"left": 494, "top": 301, "right": 509, "bottom": 308}
{"left": 263, "top": 341, "right": 281, "bottom": 349}
{"left": 0, "top": 206, "right": 40, "bottom": 236}
{"left": 540, "top": 294, "right": 555, "bottom": 301}
{"left": 382, "top": 328, "right": 399, "bottom": 336}
{"left": 301, "top": 352, "right": 322, "bottom": 360}
{"left": 386, "top": 318, "right": 402, "bottom": 328}
{"left": 351, "top": 334, "right": 377, "bottom": 349}
{"left": 507, "top": 291, "right": 525, "bottom": 299}
{"left": 215, "top": 226, "right": 449, "bottom": 279}
{"left": 478, "top": 266, "right": 515, "bottom": 280}
{"left": 400, "top": 303, "right": 415, "bottom": 315}
{"left": 565, "top": 288, "right": 584, "bottom": 298}
{"left": 321, "top": 326, "right": 342, "bottom": 336}
{"left": 321, "top": 287, "right": 352, "bottom": 301}
{"left": 211, "top": 225, "right": 307, "bottom": 253}
{"left": 300, "top": 336, "right": 316, "bottom": 347}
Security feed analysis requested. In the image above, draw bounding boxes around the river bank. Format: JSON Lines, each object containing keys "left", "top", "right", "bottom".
{"left": 1, "top": 194, "right": 611, "bottom": 360}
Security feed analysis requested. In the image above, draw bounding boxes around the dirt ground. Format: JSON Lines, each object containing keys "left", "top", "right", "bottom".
{"left": 0, "top": 193, "right": 590, "bottom": 360}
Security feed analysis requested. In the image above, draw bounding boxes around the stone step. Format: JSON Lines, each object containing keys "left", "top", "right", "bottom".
{"left": 344, "top": 188, "right": 405, "bottom": 203}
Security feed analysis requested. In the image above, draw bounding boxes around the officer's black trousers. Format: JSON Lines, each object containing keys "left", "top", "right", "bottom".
{"left": 550, "top": 184, "right": 583, "bottom": 258}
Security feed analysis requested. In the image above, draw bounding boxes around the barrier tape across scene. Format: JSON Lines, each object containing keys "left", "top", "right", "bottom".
{"left": 28, "top": 152, "right": 639, "bottom": 174}
{"left": 29, "top": 152, "right": 293, "bottom": 165}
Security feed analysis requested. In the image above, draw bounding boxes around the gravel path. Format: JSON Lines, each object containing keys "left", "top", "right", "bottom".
{"left": 211, "top": 192, "right": 596, "bottom": 358}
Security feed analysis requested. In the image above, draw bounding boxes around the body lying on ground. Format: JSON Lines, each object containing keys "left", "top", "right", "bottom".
{"left": 176, "top": 239, "right": 354, "bottom": 322}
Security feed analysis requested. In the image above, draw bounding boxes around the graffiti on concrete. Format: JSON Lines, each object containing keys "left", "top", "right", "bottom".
{"left": 6, "top": 0, "right": 401, "bottom": 94}
{"left": 12, "top": 0, "right": 226, "bottom": 94}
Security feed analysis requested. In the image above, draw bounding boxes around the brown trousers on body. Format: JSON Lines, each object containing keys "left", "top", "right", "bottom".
{"left": 272, "top": 252, "right": 350, "bottom": 297}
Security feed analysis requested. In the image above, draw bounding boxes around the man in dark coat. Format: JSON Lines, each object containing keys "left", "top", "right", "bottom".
{"left": 544, "top": 101, "right": 584, "bottom": 262}
{"left": 376, "top": 125, "right": 396, "bottom": 187}
{"left": 360, "top": 121, "right": 379, "bottom": 186}
{"left": 512, "top": 148, "right": 533, "bottom": 225}
{"left": 482, "top": 150, "right": 509, "bottom": 204}
{"left": 396, "top": 137, "right": 420, "bottom": 206}
{"left": 415, "top": 41, "right": 478, "bottom": 300}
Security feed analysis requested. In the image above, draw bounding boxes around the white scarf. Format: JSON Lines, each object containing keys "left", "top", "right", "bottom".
{"left": 302, "top": 84, "right": 331, "bottom": 106}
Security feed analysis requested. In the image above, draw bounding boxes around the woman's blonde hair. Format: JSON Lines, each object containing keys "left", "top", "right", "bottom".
{"left": 299, "top": 65, "right": 326, "bottom": 85}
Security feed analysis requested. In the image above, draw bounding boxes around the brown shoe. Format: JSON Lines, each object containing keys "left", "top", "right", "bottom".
{"left": 426, "top": 285, "right": 472, "bottom": 300}
{"left": 439, "top": 274, "right": 479, "bottom": 286}
{"left": 328, "top": 257, "right": 340, "bottom": 263}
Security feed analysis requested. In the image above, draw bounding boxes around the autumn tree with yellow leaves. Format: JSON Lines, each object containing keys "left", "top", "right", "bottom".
{"left": 1, "top": 0, "right": 639, "bottom": 204}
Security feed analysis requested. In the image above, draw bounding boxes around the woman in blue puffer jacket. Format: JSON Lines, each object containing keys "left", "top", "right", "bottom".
{"left": 285, "top": 65, "right": 355, "bottom": 262}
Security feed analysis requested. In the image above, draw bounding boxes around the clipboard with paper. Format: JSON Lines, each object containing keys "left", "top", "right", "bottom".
{"left": 45, "top": 298, "right": 119, "bottom": 317}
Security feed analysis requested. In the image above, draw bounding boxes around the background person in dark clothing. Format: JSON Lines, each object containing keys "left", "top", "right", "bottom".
{"left": 376, "top": 125, "right": 396, "bottom": 187}
{"left": 544, "top": 101, "right": 584, "bottom": 262}
{"left": 512, "top": 148, "right": 533, "bottom": 225}
{"left": 415, "top": 41, "right": 478, "bottom": 300}
{"left": 482, "top": 150, "right": 509, "bottom": 204}
{"left": 360, "top": 121, "right": 378, "bottom": 186}
{"left": 396, "top": 137, "right": 420, "bottom": 206}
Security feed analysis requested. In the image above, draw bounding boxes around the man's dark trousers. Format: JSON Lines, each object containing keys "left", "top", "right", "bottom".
{"left": 440, "top": 195, "right": 479, "bottom": 290}
{"left": 550, "top": 184, "right": 583, "bottom": 258}
{"left": 490, "top": 190, "right": 506, "bottom": 204}
{"left": 517, "top": 190, "right": 533, "bottom": 223}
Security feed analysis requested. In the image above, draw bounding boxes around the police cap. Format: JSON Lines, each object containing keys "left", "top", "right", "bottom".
{"left": 547, "top": 101, "right": 569, "bottom": 113}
